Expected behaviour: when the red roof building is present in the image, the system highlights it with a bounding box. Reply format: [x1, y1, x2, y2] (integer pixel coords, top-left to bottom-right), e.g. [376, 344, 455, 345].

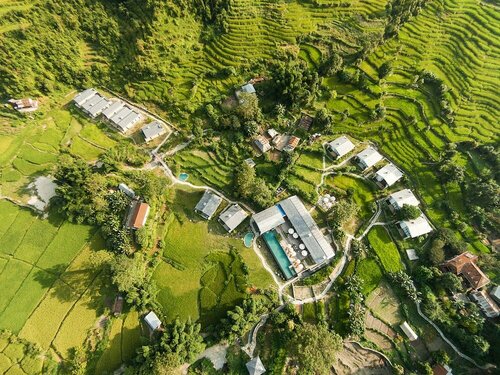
[127, 202, 150, 229]
[442, 252, 490, 290]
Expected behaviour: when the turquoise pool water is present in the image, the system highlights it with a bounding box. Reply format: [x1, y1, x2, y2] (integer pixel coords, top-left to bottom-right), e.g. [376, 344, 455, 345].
[179, 173, 189, 181]
[262, 231, 296, 280]
[244, 232, 254, 247]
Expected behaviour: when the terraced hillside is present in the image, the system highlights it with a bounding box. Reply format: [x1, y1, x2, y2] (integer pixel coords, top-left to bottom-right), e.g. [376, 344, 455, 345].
[0, 0, 33, 34]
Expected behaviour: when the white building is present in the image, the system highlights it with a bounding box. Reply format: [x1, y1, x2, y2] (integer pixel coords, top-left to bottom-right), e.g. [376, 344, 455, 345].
[400, 321, 418, 341]
[375, 163, 404, 188]
[219, 204, 248, 233]
[387, 189, 419, 210]
[73, 88, 98, 107]
[144, 311, 162, 331]
[246, 356, 266, 375]
[142, 121, 167, 142]
[470, 290, 500, 318]
[355, 147, 383, 170]
[195, 190, 223, 220]
[327, 136, 355, 159]
[399, 215, 433, 239]
[102, 100, 125, 120]
[109, 106, 143, 133]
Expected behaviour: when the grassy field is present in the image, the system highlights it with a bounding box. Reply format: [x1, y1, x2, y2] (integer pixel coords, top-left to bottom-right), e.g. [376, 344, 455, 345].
[367, 226, 403, 273]
[0, 200, 110, 364]
[356, 258, 383, 296]
[153, 187, 273, 326]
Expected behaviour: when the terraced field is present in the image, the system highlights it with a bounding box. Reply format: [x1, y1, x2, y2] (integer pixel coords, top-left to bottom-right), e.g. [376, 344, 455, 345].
[0, 0, 34, 35]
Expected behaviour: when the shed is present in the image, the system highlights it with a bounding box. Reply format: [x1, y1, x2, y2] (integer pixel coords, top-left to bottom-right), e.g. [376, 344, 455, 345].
[118, 183, 136, 199]
[112, 295, 124, 316]
[254, 136, 271, 153]
[195, 190, 223, 220]
[142, 121, 167, 142]
[244, 158, 256, 168]
[283, 136, 300, 152]
[388, 189, 419, 210]
[375, 163, 403, 188]
[246, 356, 266, 375]
[400, 321, 418, 341]
[8, 98, 39, 112]
[406, 249, 419, 261]
[327, 136, 355, 158]
[267, 128, 279, 139]
[144, 311, 162, 331]
[355, 147, 383, 170]
[240, 83, 256, 94]
[399, 215, 433, 239]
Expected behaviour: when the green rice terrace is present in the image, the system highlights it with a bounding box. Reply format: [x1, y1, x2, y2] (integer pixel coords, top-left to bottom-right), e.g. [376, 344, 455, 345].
[0, 0, 499, 373]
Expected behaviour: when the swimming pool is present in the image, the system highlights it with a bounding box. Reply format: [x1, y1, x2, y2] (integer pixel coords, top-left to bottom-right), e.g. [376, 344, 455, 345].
[262, 231, 296, 280]
[244, 232, 254, 247]
[178, 173, 189, 181]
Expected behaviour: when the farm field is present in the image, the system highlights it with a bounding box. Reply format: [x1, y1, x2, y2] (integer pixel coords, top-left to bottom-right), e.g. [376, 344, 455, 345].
[153, 187, 274, 326]
[367, 226, 403, 273]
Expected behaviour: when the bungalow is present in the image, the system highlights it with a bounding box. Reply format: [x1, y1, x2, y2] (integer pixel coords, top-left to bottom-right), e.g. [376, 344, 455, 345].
[327, 136, 355, 159]
[144, 311, 162, 331]
[355, 147, 383, 170]
[81, 93, 111, 118]
[374, 163, 403, 188]
[195, 190, 223, 220]
[126, 201, 150, 230]
[400, 321, 418, 341]
[398, 215, 433, 239]
[142, 121, 167, 142]
[73, 88, 98, 107]
[102, 100, 125, 120]
[387, 189, 419, 211]
[8, 98, 39, 112]
[254, 135, 271, 153]
[470, 290, 500, 318]
[442, 252, 490, 290]
[110, 106, 143, 133]
[246, 356, 266, 375]
[118, 183, 135, 199]
[283, 135, 300, 152]
[219, 204, 248, 232]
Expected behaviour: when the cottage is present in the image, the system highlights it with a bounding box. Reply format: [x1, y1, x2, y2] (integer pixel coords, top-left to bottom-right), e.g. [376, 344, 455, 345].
[144, 311, 162, 331]
[118, 183, 136, 199]
[127, 201, 150, 229]
[283, 135, 300, 152]
[400, 321, 418, 341]
[355, 147, 383, 170]
[195, 190, 223, 220]
[327, 136, 355, 159]
[8, 98, 39, 112]
[254, 135, 271, 153]
[219, 204, 248, 232]
[244, 158, 256, 168]
[267, 128, 279, 139]
[236, 83, 256, 103]
[442, 252, 490, 290]
[142, 121, 167, 142]
[470, 290, 500, 318]
[374, 163, 403, 188]
[251, 206, 286, 234]
[387, 189, 419, 210]
[246, 356, 266, 375]
[102, 100, 125, 120]
[398, 215, 433, 239]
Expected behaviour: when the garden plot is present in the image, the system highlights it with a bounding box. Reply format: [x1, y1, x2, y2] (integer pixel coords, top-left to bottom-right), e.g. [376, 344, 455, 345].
[333, 342, 391, 375]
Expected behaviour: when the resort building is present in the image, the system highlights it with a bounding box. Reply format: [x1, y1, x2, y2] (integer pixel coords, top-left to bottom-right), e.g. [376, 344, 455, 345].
[442, 252, 490, 290]
[142, 121, 167, 142]
[195, 190, 223, 220]
[470, 290, 500, 318]
[327, 136, 355, 159]
[387, 189, 419, 211]
[8, 98, 39, 112]
[267, 128, 279, 139]
[355, 147, 383, 170]
[109, 105, 143, 133]
[144, 311, 162, 331]
[398, 215, 433, 239]
[244, 158, 256, 168]
[126, 201, 150, 230]
[251, 195, 335, 279]
[102, 100, 125, 120]
[219, 204, 248, 233]
[283, 135, 300, 152]
[118, 183, 135, 199]
[77, 90, 110, 118]
[374, 163, 403, 188]
[400, 321, 418, 341]
[254, 135, 271, 153]
[246, 356, 266, 375]
[73, 88, 98, 107]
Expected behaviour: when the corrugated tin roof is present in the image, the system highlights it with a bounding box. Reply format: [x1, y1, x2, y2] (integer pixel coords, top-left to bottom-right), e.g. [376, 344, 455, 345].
[102, 100, 125, 119]
[195, 191, 223, 219]
[246, 356, 266, 375]
[375, 163, 403, 186]
[389, 189, 419, 209]
[328, 136, 355, 157]
[219, 204, 248, 232]
[252, 206, 285, 234]
[73, 88, 97, 106]
[400, 321, 418, 341]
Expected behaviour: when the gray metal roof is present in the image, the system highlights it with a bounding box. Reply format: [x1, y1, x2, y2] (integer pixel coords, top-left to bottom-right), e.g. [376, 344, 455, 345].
[241, 83, 256, 94]
[278, 196, 335, 264]
[73, 88, 97, 106]
[87, 97, 111, 117]
[117, 110, 141, 131]
[110, 106, 132, 124]
[81, 93, 104, 112]
[328, 135, 355, 157]
[219, 204, 248, 232]
[246, 356, 265, 375]
[142, 121, 166, 141]
[195, 190, 223, 219]
[252, 206, 285, 234]
[144, 311, 161, 331]
[102, 100, 125, 119]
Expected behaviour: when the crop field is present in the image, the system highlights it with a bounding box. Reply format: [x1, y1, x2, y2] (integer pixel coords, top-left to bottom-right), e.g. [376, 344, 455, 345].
[356, 258, 383, 296]
[367, 226, 403, 273]
[153, 187, 273, 325]
[0, 200, 109, 363]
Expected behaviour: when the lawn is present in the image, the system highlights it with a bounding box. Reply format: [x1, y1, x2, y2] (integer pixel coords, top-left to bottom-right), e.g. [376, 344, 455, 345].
[367, 226, 403, 273]
[355, 258, 383, 296]
[153, 187, 274, 326]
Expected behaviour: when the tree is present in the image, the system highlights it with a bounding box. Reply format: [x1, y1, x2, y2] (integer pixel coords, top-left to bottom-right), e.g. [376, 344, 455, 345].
[399, 204, 421, 220]
[439, 272, 462, 293]
[290, 323, 342, 375]
[220, 298, 263, 342]
[315, 108, 333, 130]
[378, 61, 393, 79]
[438, 162, 465, 183]
[467, 179, 500, 211]
[236, 92, 261, 122]
[428, 238, 445, 265]
[329, 199, 359, 225]
[159, 318, 205, 363]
